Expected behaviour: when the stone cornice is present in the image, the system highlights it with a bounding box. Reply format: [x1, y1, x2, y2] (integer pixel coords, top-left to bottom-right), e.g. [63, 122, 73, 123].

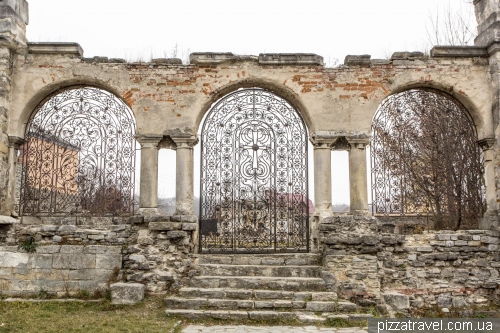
[430, 46, 489, 58]
[135, 135, 162, 148]
[28, 42, 84, 57]
[478, 137, 496, 150]
[170, 135, 199, 149]
[8, 135, 24, 148]
[189, 52, 323, 66]
[346, 137, 370, 149]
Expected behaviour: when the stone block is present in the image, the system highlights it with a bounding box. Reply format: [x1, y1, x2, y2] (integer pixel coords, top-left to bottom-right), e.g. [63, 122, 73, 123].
[129, 254, 146, 263]
[0, 252, 28, 268]
[481, 236, 499, 244]
[0, 215, 18, 224]
[166, 231, 188, 239]
[259, 53, 324, 66]
[182, 222, 197, 231]
[31, 254, 53, 269]
[306, 301, 336, 312]
[157, 271, 174, 281]
[337, 301, 357, 312]
[171, 215, 198, 223]
[60, 245, 84, 254]
[58, 225, 76, 233]
[36, 245, 60, 254]
[41, 225, 58, 232]
[430, 46, 488, 58]
[382, 292, 410, 310]
[110, 282, 145, 305]
[344, 54, 371, 66]
[96, 253, 122, 269]
[417, 246, 433, 252]
[52, 253, 95, 269]
[148, 222, 182, 231]
[312, 292, 338, 301]
[436, 296, 452, 308]
[452, 297, 468, 308]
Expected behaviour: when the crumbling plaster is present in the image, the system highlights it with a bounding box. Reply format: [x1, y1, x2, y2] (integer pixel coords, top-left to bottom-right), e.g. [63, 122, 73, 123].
[7, 52, 494, 141]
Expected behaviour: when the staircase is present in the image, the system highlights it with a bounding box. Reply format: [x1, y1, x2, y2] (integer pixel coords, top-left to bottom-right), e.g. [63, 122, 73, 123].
[165, 253, 373, 323]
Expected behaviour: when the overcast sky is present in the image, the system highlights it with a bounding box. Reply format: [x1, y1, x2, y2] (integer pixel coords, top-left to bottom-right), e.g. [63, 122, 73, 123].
[25, 0, 477, 204]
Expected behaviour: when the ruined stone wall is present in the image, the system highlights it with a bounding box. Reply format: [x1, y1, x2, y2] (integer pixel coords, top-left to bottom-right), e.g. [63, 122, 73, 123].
[0, 214, 198, 296]
[8, 51, 492, 140]
[320, 216, 500, 310]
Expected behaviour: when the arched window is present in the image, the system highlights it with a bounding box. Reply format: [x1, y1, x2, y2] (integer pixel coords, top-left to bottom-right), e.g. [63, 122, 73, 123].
[200, 88, 309, 253]
[371, 89, 484, 230]
[18, 87, 136, 217]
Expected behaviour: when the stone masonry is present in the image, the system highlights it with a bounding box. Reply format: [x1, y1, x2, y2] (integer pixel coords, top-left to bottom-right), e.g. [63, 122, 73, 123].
[1, 0, 500, 318]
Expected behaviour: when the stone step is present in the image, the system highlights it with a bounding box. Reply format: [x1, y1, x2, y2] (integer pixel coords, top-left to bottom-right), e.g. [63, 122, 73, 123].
[198, 253, 321, 266]
[165, 309, 372, 322]
[189, 276, 327, 291]
[197, 264, 322, 277]
[165, 296, 354, 312]
[178, 287, 337, 301]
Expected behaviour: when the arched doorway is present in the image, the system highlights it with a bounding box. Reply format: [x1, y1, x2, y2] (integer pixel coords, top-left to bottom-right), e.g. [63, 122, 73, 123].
[17, 87, 136, 217]
[371, 88, 484, 230]
[200, 88, 309, 253]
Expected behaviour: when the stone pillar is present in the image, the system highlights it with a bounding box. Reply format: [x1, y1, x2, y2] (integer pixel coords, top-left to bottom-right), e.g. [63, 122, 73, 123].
[347, 137, 370, 214]
[136, 136, 162, 215]
[171, 136, 198, 216]
[474, 0, 500, 229]
[479, 138, 498, 229]
[0, 1, 28, 216]
[6, 136, 23, 214]
[311, 140, 335, 218]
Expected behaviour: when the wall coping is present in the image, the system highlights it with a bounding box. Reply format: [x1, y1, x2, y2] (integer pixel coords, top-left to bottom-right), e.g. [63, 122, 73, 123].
[28, 42, 83, 56]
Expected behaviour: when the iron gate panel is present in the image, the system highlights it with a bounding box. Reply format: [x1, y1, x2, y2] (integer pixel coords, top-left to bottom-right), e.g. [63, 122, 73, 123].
[18, 87, 136, 217]
[200, 88, 309, 253]
[370, 89, 484, 229]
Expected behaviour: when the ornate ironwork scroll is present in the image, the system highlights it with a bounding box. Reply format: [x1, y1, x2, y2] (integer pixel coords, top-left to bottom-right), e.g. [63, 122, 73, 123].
[18, 87, 136, 217]
[200, 88, 309, 253]
[371, 89, 484, 229]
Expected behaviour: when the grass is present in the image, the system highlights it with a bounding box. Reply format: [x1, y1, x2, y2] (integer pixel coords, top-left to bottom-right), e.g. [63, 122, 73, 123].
[0, 297, 182, 333]
[0, 295, 373, 332]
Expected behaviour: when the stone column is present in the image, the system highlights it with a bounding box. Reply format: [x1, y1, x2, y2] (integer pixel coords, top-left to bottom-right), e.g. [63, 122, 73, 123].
[171, 136, 198, 216]
[347, 137, 370, 214]
[136, 135, 162, 215]
[479, 138, 498, 229]
[311, 140, 335, 218]
[474, 0, 500, 229]
[6, 136, 23, 214]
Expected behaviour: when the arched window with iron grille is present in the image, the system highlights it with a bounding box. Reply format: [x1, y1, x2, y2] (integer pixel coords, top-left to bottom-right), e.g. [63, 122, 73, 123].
[371, 88, 484, 230]
[17, 86, 136, 217]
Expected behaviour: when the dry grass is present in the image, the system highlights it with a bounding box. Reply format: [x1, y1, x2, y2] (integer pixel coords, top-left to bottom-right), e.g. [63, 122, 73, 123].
[0, 296, 182, 333]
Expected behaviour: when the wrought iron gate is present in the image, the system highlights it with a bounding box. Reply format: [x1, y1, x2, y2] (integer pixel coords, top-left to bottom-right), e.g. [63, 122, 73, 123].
[371, 88, 484, 230]
[18, 87, 136, 217]
[200, 88, 309, 253]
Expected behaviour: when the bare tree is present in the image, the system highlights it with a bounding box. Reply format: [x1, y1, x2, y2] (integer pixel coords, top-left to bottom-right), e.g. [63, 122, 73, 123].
[425, 1, 476, 47]
[372, 89, 484, 230]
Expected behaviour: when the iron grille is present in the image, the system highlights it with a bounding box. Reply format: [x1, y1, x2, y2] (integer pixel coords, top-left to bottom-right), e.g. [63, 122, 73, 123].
[18, 87, 136, 217]
[200, 88, 309, 253]
[371, 89, 484, 230]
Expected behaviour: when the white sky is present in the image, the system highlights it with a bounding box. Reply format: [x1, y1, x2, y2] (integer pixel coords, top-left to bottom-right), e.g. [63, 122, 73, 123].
[26, 0, 476, 205]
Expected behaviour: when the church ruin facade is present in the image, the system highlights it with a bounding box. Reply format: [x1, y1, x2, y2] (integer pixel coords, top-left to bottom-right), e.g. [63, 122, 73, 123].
[1, 0, 500, 318]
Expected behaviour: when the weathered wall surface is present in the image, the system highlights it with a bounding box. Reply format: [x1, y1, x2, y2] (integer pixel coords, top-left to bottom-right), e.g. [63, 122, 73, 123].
[0, 48, 12, 215]
[0, 244, 121, 296]
[0, 214, 198, 296]
[320, 216, 500, 310]
[7, 52, 493, 141]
